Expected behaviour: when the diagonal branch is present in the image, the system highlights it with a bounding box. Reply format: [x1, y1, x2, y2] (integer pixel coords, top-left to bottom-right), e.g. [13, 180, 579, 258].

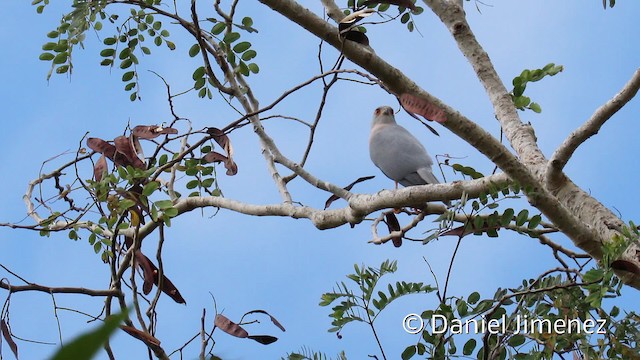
[257, 0, 602, 265]
[548, 68, 640, 178]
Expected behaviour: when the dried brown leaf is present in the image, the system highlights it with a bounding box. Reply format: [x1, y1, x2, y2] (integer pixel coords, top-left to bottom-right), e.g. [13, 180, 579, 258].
[124, 237, 185, 303]
[384, 212, 402, 247]
[243, 310, 286, 332]
[132, 125, 178, 139]
[94, 155, 108, 182]
[202, 151, 238, 176]
[440, 225, 466, 237]
[87, 138, 116, 160]
[247, 335, 278, 345]
[215, 314, 248, 338]
[1, 319, 18, 359]
[324, 176, 375, 209]
[114, 136, 146, 169]
[203, 129, 238, 176]
[120, 325, 161, 346]
[135, 251, 156, 295]
[400, 93, 447, 123]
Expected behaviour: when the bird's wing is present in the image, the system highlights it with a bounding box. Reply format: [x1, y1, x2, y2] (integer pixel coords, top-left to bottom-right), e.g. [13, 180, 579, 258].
[370, 124, 434, 184]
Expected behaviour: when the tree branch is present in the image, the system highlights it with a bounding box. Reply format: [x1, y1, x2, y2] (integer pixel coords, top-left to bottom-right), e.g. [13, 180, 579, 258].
[548, 68, 640, 178]
[0, 281, 121, 297]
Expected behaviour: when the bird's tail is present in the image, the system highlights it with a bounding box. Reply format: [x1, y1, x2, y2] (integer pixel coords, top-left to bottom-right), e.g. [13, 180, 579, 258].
[417, 168, 439, 185]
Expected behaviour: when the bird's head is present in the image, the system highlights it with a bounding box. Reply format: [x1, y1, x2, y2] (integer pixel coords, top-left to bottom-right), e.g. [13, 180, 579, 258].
[372, 106, 397, 126]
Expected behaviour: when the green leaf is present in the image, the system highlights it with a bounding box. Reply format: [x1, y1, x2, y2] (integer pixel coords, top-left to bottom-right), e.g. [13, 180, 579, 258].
[104, 37, 117, 46]
[165, 40, 176, 50]
[122, 71, 135, 82]
[515, 209, 529, 227]
[192, 66, 205, 80]
[39, 52, 55, 61]
[529, 102, 542, 113]
[100, 48, 115, 57]
[468, 292, 480, 304]
[508, 334, 526, 347]
[500, 208, 514, 226]
[401, 345, 417, 360]
[154, 200, 173, 209]
[194, 78, 206, 90]
[42, 42, 57, 51]
[117, 199, 136, 211]
[463, 338, 476, 355]
[188, 44, 200, 57]
[53, 52, 68, 64]
[186, 180, 200, 189]
[527, 214, 542, 229]
[241, 49, 257, 61]
[223, 32, 240, 44]
[610, 305, 620, 317]
[142, 181, 160, 196]
[212, 22, 226, 35]
[163, 207, 178, 217]
[50, 310, 128, 360]
[120, 58, 133, 69]
[241, 17, 253, 27]
[248, 63, 259, 74]
[233, 41, 251, 53]
[56, 65, 69, 74]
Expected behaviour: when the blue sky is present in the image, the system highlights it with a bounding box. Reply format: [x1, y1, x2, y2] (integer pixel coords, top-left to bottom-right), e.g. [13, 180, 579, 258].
[1, 1, 640, 359]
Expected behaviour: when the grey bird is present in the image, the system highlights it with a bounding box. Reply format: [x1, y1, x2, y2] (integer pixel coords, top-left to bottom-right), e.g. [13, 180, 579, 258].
[369, 106, 440, 188]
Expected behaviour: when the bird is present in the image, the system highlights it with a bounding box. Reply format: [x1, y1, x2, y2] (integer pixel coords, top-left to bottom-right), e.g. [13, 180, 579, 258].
[369, 105, 440, 188]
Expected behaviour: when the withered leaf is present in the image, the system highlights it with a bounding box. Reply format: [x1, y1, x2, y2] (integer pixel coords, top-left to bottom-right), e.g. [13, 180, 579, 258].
[324, 176, 375, 209]
[363, 0, 417, 11]
[94, 155, 108, 182]
[87, 138, 116, 160]
[132, 125, 178, 140]
[1, 319, 18, 359]
[134, 251, 156, 295]
[215, 314, 249, 338]
[120, 325, 161, 346]
[400, 93, 447, 123]
[440, 225, 466, 237]
[384, 212, 402, 247]
[204, 128, 238, 175]
[247, 335, 278, 345]
[243, 310, 286, 332]
[124, 237, 186, 304]
[202, 151, 238, 176]
[114, 136, 146, 169]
